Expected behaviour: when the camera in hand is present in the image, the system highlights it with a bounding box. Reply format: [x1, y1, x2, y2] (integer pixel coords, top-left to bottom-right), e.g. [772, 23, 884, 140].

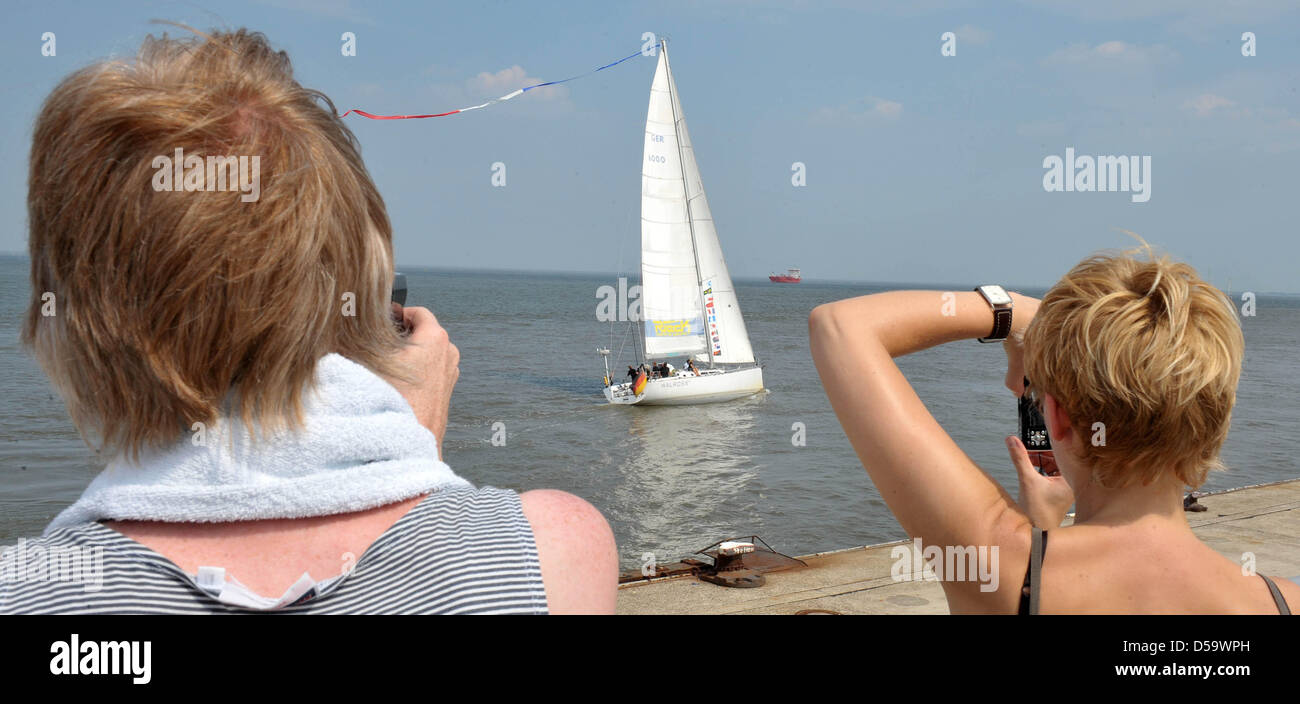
[391, 272, 408, 332]
[1018, 377, 1051, 452]
[391, 272, 407, 307]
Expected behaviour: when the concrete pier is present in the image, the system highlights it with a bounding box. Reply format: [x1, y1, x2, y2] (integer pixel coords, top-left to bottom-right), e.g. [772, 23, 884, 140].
[616, 479, 1300, 615]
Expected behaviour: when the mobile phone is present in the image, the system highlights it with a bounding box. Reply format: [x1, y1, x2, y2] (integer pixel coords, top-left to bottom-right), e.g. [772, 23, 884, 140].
[391, 272, 409, 332]
[1018, 377, 1051, 452]
[391, 272, 407, 307]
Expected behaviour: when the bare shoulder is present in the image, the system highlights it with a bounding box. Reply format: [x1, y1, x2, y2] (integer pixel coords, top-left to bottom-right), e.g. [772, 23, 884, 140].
[1035, 525, 1298, 614]
[519, 489, 618, 614]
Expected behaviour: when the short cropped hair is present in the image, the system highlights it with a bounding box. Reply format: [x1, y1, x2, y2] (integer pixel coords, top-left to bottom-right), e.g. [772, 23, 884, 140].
[1023, 243, 1243, 489]
[23, 28, 404, 459]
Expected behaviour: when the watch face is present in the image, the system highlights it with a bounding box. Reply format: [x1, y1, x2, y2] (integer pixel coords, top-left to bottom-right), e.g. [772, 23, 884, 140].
[979, 285, 1012, 306]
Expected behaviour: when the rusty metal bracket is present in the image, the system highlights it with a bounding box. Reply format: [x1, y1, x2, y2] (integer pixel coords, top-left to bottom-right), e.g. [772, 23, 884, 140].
[618, 535, 807, 587]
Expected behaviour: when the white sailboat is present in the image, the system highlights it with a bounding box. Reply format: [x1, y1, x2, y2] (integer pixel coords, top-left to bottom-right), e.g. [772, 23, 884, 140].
[601, 39, 764, 406]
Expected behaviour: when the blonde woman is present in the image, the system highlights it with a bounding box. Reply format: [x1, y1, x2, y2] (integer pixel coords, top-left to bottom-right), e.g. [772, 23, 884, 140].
[3, 29, 616, 614]
[809, 248, 1295, 614]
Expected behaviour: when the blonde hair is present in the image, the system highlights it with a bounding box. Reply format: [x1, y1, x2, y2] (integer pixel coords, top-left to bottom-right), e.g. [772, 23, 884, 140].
[1023, 242, 1243, 489]
[23, 28, 405, 459]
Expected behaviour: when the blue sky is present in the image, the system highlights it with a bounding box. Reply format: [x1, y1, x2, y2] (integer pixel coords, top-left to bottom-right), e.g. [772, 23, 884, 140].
[3, 1, 1298, 291]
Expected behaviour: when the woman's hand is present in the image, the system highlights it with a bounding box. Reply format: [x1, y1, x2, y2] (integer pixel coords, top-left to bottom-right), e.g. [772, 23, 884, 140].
[381, 305, 460, 459]
[1002, 293, 1041, 396]
[1008, 436, 1073, 528]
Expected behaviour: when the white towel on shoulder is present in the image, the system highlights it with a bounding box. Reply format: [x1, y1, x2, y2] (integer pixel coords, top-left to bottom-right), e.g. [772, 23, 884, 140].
[44, 354, 471, 534]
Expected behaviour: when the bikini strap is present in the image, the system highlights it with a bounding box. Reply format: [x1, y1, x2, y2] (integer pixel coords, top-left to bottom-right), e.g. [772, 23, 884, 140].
[1019, 528, 1048, 615]
[1029, 528, 1046, 615]
[1261, 575, 1292, 615]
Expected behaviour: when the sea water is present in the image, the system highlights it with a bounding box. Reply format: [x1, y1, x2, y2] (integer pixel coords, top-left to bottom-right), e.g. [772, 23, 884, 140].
[2, 257, 1297, 567]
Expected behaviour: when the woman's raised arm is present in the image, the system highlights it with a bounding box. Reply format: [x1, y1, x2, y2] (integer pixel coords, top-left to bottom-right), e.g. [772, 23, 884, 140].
[808, 290, 1037, 608]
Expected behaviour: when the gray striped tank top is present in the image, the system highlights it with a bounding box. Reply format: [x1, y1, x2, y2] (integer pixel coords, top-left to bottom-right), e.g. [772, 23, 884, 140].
[0, 486, 549, 614]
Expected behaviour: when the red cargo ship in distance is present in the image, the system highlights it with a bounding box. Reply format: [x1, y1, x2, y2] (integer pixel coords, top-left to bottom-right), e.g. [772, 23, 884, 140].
[768, 267, 802, 283]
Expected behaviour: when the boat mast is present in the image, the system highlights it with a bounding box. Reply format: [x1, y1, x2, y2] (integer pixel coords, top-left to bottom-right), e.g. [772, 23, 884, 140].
[661, 38, 716, 368]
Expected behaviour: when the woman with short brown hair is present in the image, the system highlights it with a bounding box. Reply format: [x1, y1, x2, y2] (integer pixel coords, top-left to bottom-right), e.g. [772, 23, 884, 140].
[5, 28, 616, 614]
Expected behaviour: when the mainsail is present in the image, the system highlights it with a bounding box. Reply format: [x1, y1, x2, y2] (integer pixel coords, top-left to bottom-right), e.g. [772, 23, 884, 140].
[639, 42, 754, 364]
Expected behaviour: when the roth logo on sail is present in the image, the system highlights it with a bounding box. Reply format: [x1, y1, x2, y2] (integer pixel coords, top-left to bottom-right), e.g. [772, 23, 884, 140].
[649, 319, 695, 337]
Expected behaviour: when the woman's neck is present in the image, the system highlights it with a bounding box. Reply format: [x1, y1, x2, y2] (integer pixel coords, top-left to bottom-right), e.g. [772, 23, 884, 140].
[1073, 474, 1188, 527]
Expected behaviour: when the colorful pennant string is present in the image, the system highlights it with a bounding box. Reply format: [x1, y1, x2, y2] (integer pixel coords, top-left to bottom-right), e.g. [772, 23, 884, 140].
[339, 48, 647, 120]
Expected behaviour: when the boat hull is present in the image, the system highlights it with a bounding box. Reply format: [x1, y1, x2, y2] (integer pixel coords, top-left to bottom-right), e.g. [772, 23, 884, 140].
[768, 275, 801, 283]
[605, 366, 764, 405]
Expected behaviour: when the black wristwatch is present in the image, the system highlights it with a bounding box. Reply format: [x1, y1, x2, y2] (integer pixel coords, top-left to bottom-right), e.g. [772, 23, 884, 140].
[974, 285, 1013, 343]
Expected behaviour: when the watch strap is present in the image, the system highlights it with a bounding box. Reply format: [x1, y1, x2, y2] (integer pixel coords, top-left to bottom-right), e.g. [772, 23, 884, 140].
[980, 307, 1012, 343]
[974, 286, 1013, 343]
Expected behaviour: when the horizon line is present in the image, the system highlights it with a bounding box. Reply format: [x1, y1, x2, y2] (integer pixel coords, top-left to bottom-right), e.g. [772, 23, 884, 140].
[2, 252, 1295, 296]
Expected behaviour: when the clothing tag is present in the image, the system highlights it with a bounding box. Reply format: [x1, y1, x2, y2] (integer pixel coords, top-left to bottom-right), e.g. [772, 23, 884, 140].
[187, 568, 328, 610]
[273, 573, 320, 608]
[196, 566, 226, 591]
